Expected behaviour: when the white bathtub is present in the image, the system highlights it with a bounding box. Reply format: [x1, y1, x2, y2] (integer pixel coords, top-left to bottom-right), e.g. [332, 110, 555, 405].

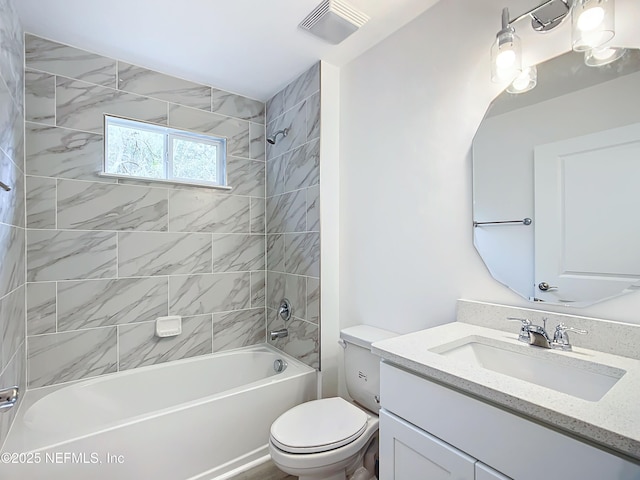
[0, 344, 316, 480]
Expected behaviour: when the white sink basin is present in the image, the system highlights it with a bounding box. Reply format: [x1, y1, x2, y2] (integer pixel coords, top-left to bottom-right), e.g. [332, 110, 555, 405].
[430, 337, 625, 401]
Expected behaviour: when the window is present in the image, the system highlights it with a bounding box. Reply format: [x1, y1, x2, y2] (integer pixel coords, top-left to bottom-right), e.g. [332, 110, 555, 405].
[103, 115, 227, 188]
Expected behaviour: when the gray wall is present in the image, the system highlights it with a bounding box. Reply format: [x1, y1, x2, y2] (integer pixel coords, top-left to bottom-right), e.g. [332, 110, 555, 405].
[265, 63, 321, 369]
[0, 0, 25, 450]
[24, 34, 268, 388]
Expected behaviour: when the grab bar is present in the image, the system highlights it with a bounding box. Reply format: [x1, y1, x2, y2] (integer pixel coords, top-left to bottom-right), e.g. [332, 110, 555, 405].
[474, 217, 532, 227]
[0, 386, 19, 412]
[0, 181, 11, 192]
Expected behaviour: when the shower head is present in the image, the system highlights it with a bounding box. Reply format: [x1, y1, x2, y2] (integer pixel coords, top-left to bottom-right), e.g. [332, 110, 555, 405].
[267, 128, 289, 145]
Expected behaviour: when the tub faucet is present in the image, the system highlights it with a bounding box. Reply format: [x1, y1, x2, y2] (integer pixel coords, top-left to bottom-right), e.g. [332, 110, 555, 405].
[270, 328, 288, 341]
[0, 386, 19, 412]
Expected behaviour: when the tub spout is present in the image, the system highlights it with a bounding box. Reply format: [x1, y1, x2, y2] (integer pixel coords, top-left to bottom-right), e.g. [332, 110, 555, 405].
[270, 328, 288, 341]
[0, 386, 19, 412]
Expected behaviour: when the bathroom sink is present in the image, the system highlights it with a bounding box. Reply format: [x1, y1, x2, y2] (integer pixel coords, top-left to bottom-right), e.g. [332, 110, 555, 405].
[430, 337, 625, 402]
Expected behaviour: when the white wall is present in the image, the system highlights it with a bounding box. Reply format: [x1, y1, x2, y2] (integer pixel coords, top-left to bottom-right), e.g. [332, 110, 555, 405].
[338, 0, 640, 335]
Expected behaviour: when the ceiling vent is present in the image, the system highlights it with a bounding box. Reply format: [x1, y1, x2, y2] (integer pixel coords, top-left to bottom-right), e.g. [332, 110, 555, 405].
[299, 0, 370, 45]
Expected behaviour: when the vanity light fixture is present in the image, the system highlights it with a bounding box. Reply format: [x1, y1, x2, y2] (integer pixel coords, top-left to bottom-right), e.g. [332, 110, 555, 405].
[490, 0, 572, 85]
[584, 46, 626, 66]
[571, 0, 615, 52]
[491, 0, 618, 88]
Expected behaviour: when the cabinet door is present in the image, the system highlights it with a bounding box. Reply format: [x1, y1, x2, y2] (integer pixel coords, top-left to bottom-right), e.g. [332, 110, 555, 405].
[379, 410, 475, 480]
[476, 463, 511, 480]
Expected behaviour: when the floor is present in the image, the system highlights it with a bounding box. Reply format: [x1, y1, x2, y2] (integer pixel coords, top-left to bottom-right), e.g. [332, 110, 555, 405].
[228, 460, 296, 480]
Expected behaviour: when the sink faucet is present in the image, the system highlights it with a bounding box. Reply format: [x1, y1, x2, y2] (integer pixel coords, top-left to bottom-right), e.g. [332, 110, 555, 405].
[508, 317, 552, 348]
[527, 321, 553, 348]
[507, 317, 587, 350]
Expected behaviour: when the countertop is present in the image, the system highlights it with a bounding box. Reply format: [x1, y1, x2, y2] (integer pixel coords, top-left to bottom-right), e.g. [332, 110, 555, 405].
[372, 322, 640, 460]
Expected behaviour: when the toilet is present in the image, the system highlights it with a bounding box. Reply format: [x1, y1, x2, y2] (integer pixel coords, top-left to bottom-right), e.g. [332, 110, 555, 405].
[269, 325, 397, 480]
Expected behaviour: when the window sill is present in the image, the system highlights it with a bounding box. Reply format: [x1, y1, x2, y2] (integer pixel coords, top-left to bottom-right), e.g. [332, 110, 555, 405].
[99, 172, 233, 191]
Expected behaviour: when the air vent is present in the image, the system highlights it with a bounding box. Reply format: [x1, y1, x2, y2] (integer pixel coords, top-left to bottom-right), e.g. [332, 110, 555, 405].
[299, 0, 369, 45]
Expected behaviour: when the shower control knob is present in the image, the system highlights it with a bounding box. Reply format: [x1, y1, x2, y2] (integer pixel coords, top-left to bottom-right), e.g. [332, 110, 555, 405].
[279, 298, 292, 322]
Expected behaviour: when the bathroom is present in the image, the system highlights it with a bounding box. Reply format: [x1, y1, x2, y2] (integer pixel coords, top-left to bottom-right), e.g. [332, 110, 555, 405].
[1, 0, 639, 478]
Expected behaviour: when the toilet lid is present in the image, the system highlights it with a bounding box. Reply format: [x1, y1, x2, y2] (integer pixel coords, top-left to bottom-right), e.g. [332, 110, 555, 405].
[270, 397, 368, 454]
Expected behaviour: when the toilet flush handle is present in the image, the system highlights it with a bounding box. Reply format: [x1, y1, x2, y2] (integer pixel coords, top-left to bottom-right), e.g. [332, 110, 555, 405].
[338, 339, 347, 349]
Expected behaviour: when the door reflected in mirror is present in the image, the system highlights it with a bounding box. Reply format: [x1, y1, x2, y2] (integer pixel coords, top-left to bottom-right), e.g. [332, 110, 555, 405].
[472, 48, 640, 307]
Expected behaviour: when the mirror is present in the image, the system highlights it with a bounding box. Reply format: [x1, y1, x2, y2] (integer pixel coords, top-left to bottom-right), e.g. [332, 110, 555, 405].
[473, 48, 640, 307]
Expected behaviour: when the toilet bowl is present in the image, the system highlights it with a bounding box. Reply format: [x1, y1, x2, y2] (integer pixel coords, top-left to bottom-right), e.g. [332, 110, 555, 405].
[269, 397, 378, 480]
[268, 326, 397, 480]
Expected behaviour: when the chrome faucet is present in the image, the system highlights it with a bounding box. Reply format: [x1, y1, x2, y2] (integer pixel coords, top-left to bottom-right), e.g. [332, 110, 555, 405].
[0, 386, 19, 411]
[270, 328, 288, 341]
[508, 317, 552, 348]
[507, 317, 532, 343]
[527, 322, 553, 348]
[551, 323, 588, 351]
[508, 317, 587, 350]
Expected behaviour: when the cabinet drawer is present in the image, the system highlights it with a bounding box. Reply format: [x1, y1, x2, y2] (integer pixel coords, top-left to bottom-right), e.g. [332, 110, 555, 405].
[380, 361, 640, 480]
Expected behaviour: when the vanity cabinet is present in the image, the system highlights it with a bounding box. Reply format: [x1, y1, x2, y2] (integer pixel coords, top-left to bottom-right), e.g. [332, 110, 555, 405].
[379, 361, 640, 480]
[380, 410, 508, 479]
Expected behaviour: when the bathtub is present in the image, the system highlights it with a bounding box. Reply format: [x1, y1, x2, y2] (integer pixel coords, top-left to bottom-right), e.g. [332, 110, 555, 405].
[0, 344, 316, 480]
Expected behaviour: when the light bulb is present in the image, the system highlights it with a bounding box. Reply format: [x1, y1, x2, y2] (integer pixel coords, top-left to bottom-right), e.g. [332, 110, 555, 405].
[511, 75, 530, 91]
[507, 66, 537, 94]
[577, 6, 605, 31]
[491, 29, 521, 83]
[585, 46, 625, 66]
[572, 0, 615, 52]
[592, 47, 616, 60]
[490, 9, 522, 84]
[496, 49, 516, 69]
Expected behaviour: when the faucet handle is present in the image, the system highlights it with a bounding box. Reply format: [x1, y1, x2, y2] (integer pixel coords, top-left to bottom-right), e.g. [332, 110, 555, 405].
[507, 317, 531, 343]
[551, 323, 587, 351]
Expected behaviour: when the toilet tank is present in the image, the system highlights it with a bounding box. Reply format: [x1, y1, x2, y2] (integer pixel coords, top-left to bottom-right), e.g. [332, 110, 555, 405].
[340, 325, 397, 413]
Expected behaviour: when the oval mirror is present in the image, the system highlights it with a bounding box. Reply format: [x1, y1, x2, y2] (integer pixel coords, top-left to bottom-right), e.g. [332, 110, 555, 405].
[473, 48, 640, 307]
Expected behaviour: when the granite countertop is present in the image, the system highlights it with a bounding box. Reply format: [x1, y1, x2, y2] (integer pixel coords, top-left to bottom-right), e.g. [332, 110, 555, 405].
[372, 322, 640, 460]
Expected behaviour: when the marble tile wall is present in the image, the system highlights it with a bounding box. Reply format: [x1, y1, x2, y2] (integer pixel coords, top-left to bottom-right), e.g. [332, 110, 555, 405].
[265, 63, 321, 369]
[0, 0, 25, 450]
[24, 34, 267, 388]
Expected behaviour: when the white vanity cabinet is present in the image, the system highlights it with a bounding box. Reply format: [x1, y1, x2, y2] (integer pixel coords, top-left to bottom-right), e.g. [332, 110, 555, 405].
[380, 410, 508, 479]
[379, 361, 640, 480]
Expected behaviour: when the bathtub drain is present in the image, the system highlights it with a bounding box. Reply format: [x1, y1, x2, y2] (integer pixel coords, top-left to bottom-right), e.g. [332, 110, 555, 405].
[273, 359, 288, 373]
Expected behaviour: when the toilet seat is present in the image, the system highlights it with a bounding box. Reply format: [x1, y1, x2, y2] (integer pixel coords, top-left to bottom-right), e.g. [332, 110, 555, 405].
[270, 398, 369, 454]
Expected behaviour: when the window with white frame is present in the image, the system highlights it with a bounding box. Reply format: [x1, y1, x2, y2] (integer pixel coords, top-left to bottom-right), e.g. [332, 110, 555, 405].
[103, 115, 227, 187]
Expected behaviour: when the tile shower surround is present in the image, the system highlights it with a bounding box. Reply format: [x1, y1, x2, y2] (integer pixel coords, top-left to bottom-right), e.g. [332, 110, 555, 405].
[265, 63, 321, 369]
[0, 0, 26, 450]
[23, 34, 269, 388]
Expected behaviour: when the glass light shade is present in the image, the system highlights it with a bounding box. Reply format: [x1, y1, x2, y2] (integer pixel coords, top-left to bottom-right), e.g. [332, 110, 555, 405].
[584, 46, 626, 66]
[491, 29, 522, 83]
[507, 66, 538, 94]
[572, 0, 615, 52]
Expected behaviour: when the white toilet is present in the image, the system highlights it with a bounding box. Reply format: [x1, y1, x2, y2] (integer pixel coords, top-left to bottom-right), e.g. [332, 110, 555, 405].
[269, 325, 397, 480]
